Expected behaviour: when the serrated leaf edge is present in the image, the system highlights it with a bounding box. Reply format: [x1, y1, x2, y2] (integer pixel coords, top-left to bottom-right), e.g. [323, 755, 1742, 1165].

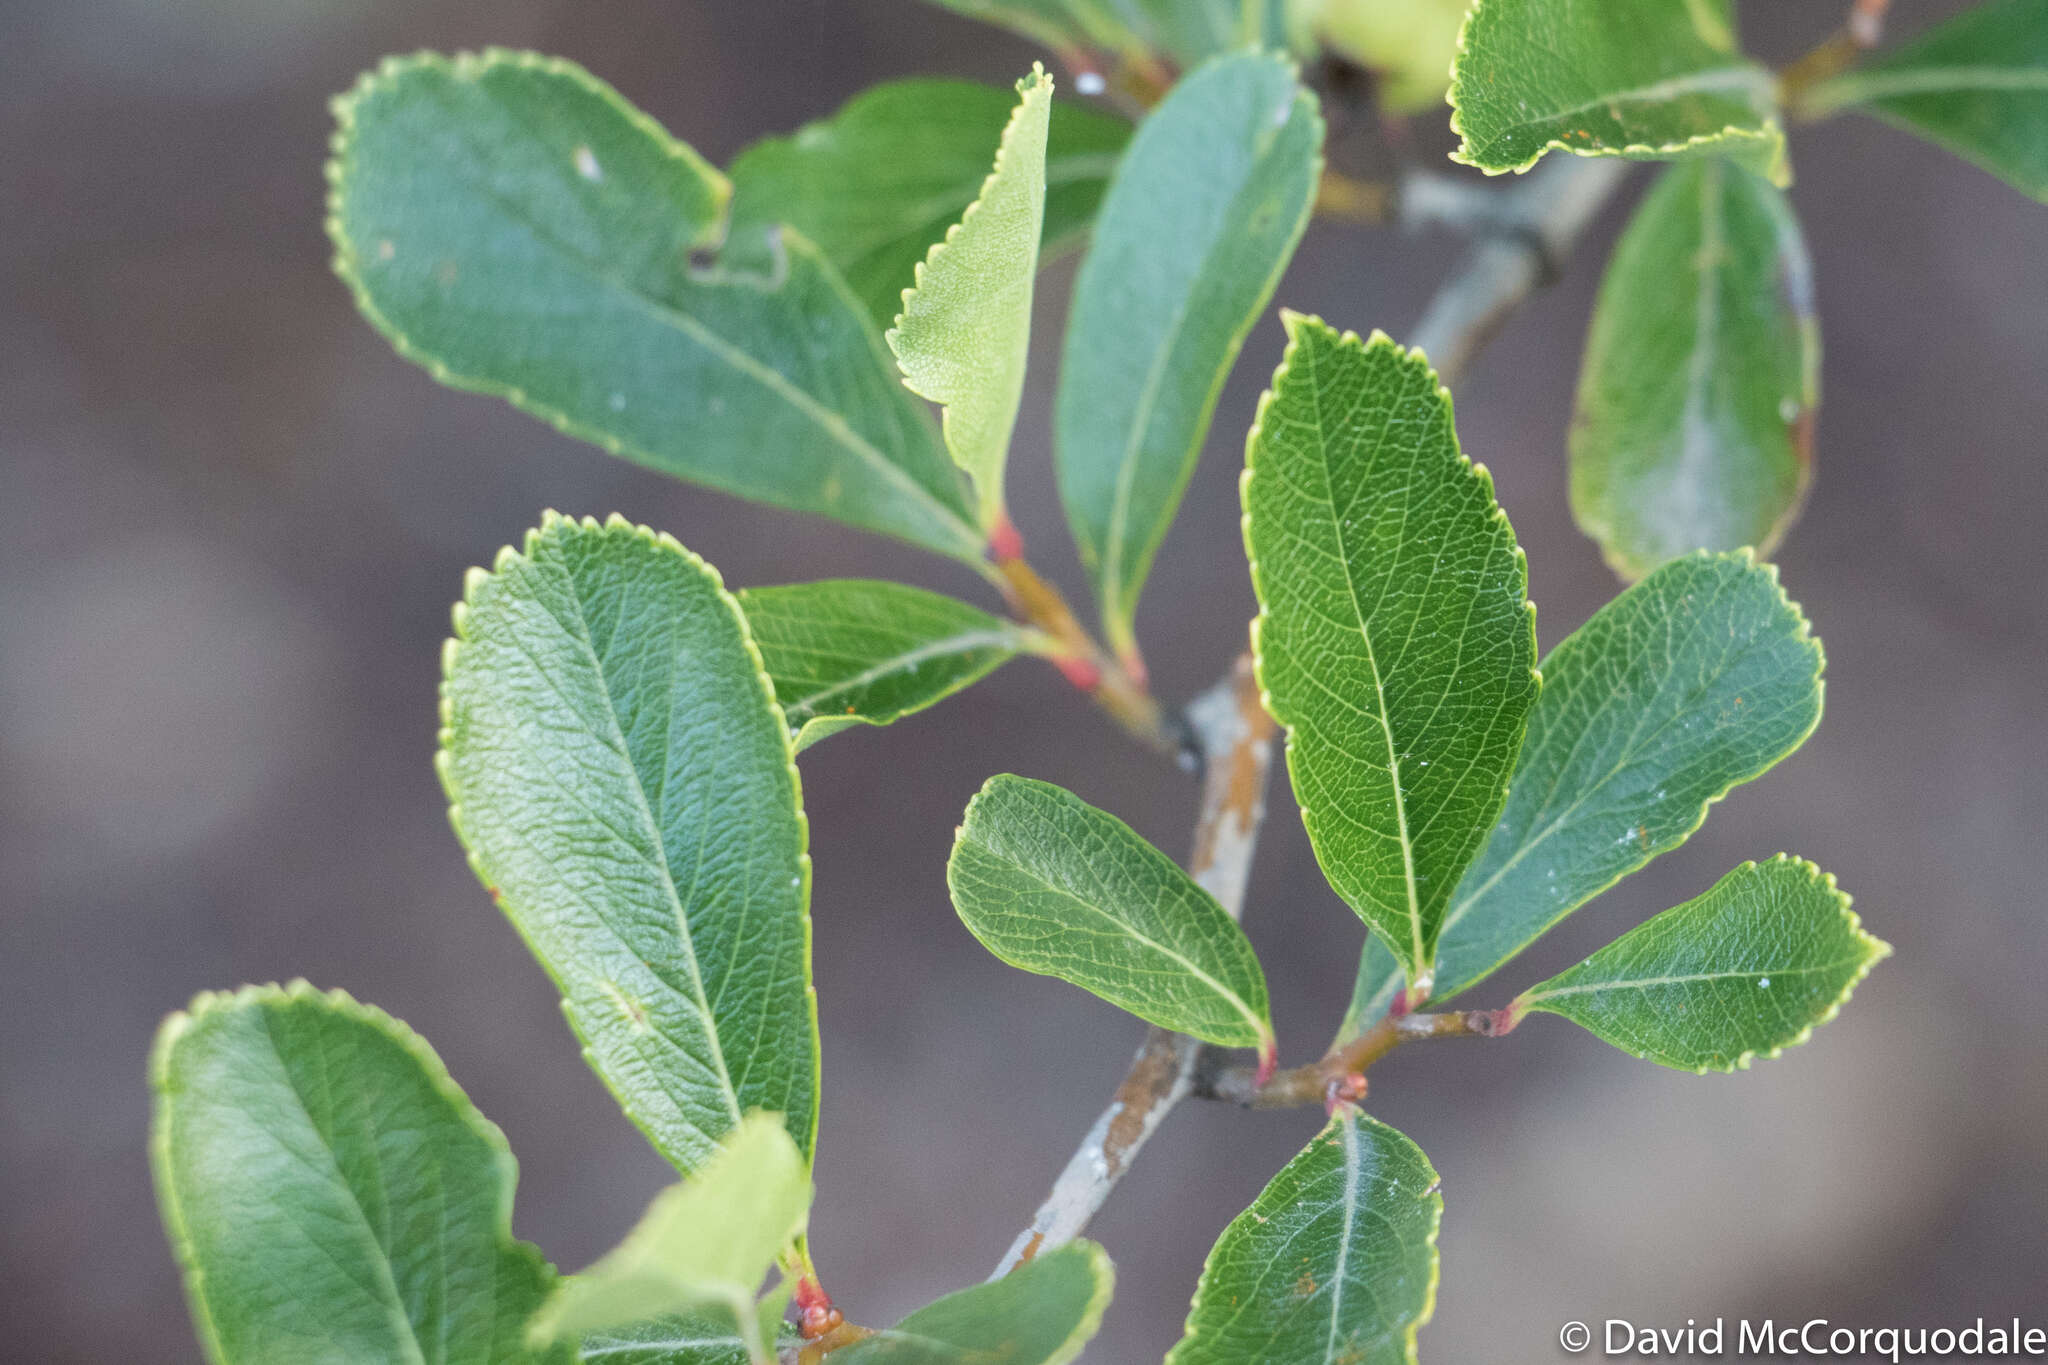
[436, 511, 823, 1173]
[1512, 853, 1891, 1074]
[325, 51, 984, 566]
[1242, 311, 1540, 996]
[886, 65, 1054, 527]
[149, 979, 560, 1365]
[1385, 550, 1826, 1025]
[1444, 0, 1790, 185]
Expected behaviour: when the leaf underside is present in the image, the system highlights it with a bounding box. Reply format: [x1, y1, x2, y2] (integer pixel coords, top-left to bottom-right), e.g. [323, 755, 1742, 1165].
[1167, 1107, 1441, 1365]
[1344, 551, 1825, 1036]
[1451, 0, 1788, 184]
[529, 1113, 810, 1350]
[1056, 50, 1323, 662]
[736, 580, 1028, 751]
[328, 50, 981, 563]
[439, 513, 818, 1178]
[889, 67, 1053, 525]
[948, 775, 1274, 1051]
[1805, 0, 2048, 203]
[1515, 855, 1889, 1072]
[150, 983, 569, 1365]
[728, 78, 1129, 331]
[832, 1241, 1114, 1365]
[1245, 316, 1538, 995]
[1571, 159, 1820, 579]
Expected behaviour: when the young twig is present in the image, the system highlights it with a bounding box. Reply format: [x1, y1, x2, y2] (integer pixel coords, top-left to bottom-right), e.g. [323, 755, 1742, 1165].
[1780, 0, 1893, 109]
[990, 654, 1275, 1277]
[1409, 155, 1632, 385]
[993, 138, 1633, 1279]
[988, 526, 1179, 756]
[1194, 1007, 1518, 1109]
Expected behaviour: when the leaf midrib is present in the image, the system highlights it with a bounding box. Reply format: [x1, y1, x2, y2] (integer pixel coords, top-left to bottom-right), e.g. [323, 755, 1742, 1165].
[255, 1011, 434, 1365]
[778, 627, 1020, 724]
[1097, 86, 1306, 621]
[1299, 336, 1427, 979]
[543, 563, 746, 1134]
[1817, 65, 2048, 108]
[1438, 564, 1762, 947]
[1523, 953, 1867, 1004]
[986, 860, 1266, 1042]
[1322, 1112, 1363, 1363]
[1489, 64, 1774, 137]
[403, 81, 981, 557]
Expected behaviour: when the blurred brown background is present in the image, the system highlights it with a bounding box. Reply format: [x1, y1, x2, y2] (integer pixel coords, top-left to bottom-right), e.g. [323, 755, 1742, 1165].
[4, 1, 2043, 1359]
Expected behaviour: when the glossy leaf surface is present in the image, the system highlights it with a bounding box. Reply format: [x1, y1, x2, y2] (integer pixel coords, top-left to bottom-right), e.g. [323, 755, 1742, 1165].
[150, 983, 567, 1365]
[889, 68, 1052, 524]
[1057, 51, 1322, 662]
[1514, 855, 1889, 1071]
[1805, 0, 2048, 203]
[1572, 159, 1820, 578]
[1167, 1108, 1440, 1365]
[949, 776, 1274, 1053]
[833, 1241, 1114, 1365]
[728, 79, 1128, 330]
[439, 514, 817, 1176]
[1451, 0, 1786, 183]
[329, 51, 980, 562]
[529, 1114, 808, 1356]
[1344, 552, 1824, 1034]
[736, 580, 1031, 752]
[1245, 317, 1537, 996]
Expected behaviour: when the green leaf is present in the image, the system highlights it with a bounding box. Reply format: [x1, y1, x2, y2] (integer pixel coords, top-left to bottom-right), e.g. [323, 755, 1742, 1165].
[948, 774, 1275, 1057]
[1312, 0, 1472, 113]
[1451, 0, 1788, 184]
[1131, 0, 1268, 65]
[832, 1241, 1114, 1365]
[1512, 855, 1890, 1072]
[1057, 51, 1322, 664]
[916, 0, 1143, 60]
[735, 580, 1033, 752]
[529, 1114, 809, 1359]
[916, 0, 1261, 67]
[149, 982, 568, 1365]
[888, 68, 1054, 526]
[1343, 551, 1824, 1036]
[328, 51, 982, 564]
[727, 79, 1129, 331]
[1804, 0, 2048, 204]
[577, 1312, 792, 1365]
[1166, 1107, 1440, 1365]
[1245, 316, 1539, 999]
[1571, 160, 1820, 579]
[439, 513, 817, 1176]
